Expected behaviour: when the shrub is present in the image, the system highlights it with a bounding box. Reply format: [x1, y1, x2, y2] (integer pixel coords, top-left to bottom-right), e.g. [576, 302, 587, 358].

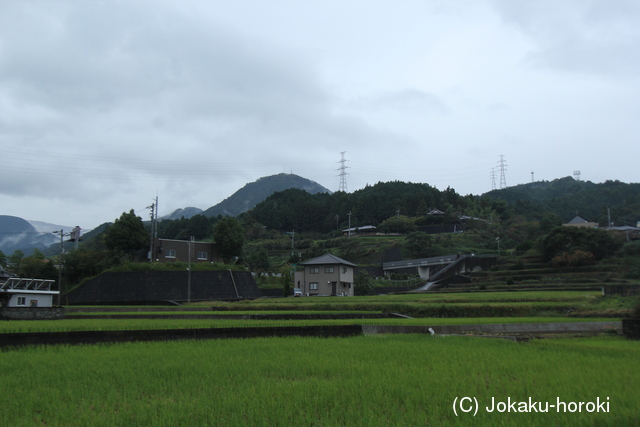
[541, 227, 622, 261]
[551, 250, 596, 268]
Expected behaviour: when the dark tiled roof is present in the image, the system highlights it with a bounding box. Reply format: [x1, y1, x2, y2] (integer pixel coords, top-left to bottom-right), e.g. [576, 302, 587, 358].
[299, 254, 357, 267]
[568, 215, 589, 224]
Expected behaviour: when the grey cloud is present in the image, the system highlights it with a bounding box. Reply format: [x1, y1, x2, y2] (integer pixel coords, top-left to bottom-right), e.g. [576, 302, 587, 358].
[366, 89, 449, 114]
[489, 0, 640, 79]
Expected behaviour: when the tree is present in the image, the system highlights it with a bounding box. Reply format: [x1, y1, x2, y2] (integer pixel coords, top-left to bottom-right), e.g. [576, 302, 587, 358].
[9, 250, 24, 268]
[280, 264, 292, 297]
[354, 270, 375, 296]
[213, 216, 245, 263]
[378, 215, 417, 234]
[245, 247, 269, 271]
[18, 256, 58, 280]
[540, 227, 623, 262]
[405, 231, 436, 259]
[104, 210, 149, 261]
[0, 250, 6, 268]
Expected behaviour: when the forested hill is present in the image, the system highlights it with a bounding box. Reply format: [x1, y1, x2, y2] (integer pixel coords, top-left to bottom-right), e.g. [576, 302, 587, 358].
[483, 177, 640, 226]
[202, 173, 331, 218]
[247, 178, 639, 234]
[247, 181, 477, 234]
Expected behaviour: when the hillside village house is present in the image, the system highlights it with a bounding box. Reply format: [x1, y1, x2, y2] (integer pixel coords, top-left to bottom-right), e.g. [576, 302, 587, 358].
[294, 254, 356, 296]
[149, 238, 220, 263]
[563, 216, 599, 228]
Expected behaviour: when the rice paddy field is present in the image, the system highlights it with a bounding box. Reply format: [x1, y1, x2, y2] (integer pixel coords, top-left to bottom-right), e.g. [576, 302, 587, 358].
[1, 289, 637, 425]
[0, 316, 617, 334]
[0, 335, 637, 426]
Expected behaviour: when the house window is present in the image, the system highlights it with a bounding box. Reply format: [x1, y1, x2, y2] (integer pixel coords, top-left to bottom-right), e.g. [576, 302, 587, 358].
[16, 296, 26, 306]
[197, 251, 208, 260]
[342, 267, 348, 274]
[166, 249, 177, 258]
[309, 282, 319, 290]
[325, 266, 334, 274]
[309, 267, 319, 274]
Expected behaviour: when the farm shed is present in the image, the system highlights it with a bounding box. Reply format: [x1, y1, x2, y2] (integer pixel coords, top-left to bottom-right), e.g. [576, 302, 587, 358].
[0, 277, 59, 308]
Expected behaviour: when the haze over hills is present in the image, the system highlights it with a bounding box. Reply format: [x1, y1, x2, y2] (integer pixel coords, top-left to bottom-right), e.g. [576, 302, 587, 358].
[0, 216, 70, 255]
[164, 173, 331, 220]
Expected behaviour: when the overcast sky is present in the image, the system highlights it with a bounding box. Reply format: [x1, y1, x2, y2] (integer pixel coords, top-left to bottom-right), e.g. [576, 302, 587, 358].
[1, 0, 638, 230]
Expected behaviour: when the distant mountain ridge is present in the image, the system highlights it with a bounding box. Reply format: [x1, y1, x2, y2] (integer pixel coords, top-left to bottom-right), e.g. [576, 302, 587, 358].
[0, 216, 69, 255]
[162, 207, 204, 221]
[164, 173, 331, 220]
[203, 173, 331, 218]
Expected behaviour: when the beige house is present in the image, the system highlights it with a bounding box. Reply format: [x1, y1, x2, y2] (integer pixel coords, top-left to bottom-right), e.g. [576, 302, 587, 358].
[294, 254, 356, 296]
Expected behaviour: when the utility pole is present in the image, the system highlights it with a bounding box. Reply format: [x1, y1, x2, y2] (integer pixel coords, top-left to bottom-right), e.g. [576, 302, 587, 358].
[286, 230, 295, 255]
[498, 155, 507, 189]
[347, 212, 352, 237]
[187, 236, 194, 303]
[147, 201, 155, 262]
[337, 151, 349, 192]
[69, 226, 82, 251]
[52, 229, 68, 306]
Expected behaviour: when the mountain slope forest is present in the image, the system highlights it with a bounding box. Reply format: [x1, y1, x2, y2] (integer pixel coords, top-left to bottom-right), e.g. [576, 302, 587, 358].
[483, 177, 640, 226]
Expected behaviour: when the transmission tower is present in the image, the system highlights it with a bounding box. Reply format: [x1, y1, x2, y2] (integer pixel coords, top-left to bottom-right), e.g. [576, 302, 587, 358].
[337, 151, 349, 192]
[489, 168, 497, 191]
[497, 155, 508, 189]
[573, 170, 581, 181]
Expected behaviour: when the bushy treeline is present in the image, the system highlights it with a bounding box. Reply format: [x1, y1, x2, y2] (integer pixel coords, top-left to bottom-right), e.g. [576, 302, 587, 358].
[247, 181, 504, 234]
[484, 177, 640, 226]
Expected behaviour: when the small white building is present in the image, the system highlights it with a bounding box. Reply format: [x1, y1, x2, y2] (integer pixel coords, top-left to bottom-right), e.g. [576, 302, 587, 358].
[0, 278, 59, 308]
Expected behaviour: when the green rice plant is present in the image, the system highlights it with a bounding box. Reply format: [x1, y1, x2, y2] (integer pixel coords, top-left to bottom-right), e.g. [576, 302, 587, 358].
[0, 335, 637, 425]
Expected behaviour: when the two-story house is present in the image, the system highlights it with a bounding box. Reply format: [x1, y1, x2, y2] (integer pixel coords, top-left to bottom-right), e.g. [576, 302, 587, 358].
[294, 254, 356, 296]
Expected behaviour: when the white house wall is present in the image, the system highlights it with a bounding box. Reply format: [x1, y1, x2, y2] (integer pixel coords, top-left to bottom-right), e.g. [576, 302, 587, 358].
[7, 293, 53, 307]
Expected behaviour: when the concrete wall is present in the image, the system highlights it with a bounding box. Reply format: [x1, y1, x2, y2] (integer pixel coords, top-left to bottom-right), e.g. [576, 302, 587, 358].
[362, 321, 621, 335]
[0, 307, 64, 320]
[0, 325, 362, 347]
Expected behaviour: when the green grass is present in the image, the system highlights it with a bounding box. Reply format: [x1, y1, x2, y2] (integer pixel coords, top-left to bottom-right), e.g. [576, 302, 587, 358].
[0, 317, 617, 334]
[0, 335, 637, 425]
[65, 310, 381, 316]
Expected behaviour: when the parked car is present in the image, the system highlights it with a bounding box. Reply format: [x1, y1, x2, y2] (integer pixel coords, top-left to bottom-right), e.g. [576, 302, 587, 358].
[293, 288, 303, 297]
